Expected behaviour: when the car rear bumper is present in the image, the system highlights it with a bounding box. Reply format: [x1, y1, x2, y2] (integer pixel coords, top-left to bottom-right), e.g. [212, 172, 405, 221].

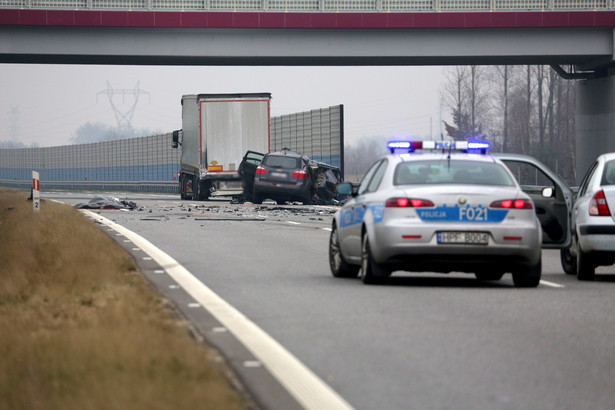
[578, 224, 615, 252]
[254, 181, 310, 200]
[370, 220, 541, 272]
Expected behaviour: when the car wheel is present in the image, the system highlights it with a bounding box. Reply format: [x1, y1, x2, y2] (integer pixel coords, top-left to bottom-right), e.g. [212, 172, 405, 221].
[360, 234, 389, 285]
[302, 191, 312, 206]
[252, 191, 263, 205]
[474, 271, 505, 281]
[576, 240, 595, 281]
[329, 224, 360, 278]
[512, 259, 541, 288]
[560, 244, 577, 275]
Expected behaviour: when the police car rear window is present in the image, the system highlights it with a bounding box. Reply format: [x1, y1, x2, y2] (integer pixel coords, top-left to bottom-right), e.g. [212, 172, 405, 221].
[394, 160, 515, 186]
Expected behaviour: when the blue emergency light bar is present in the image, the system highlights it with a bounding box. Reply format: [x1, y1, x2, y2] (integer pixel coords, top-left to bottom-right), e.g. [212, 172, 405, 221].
[387, 140, 490, 154]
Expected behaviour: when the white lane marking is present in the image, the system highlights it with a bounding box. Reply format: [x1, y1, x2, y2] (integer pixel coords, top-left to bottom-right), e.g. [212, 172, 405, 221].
[286, 221, 301, 225]
[81, 210, 354, 410]
[323, 228, 332, 232]
[540, 280, 565, 288]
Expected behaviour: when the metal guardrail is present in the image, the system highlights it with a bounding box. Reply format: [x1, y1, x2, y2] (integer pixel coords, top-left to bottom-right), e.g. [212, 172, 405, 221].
[0, 0, 612, 11]
[0, 179, 179, 193]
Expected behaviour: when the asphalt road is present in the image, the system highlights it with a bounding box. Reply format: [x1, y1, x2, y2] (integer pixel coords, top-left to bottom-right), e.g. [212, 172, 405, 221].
[52, 191, 615, 410]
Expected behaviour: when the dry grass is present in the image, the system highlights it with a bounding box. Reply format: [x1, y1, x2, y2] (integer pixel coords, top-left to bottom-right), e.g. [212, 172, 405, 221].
[0, 189, 247, 410]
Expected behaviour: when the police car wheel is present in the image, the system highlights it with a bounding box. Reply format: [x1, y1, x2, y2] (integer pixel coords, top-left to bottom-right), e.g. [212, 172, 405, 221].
[329, 224, 360, 278]
[360, 235, 389, 285]
[512, 260, 541, 288]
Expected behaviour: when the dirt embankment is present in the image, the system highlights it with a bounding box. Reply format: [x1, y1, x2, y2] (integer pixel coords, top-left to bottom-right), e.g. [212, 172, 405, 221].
[0, 189, 249, 410]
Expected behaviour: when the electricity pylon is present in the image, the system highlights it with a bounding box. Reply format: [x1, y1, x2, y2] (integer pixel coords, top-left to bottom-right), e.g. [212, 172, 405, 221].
[97, 81, 150, 129]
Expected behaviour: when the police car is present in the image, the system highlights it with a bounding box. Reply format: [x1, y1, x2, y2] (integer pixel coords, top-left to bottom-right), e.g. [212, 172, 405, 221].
[329, 140, 571, 287]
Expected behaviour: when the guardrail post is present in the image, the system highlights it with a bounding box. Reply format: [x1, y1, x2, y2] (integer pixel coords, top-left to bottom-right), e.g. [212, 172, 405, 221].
[32, 171, 40, 212]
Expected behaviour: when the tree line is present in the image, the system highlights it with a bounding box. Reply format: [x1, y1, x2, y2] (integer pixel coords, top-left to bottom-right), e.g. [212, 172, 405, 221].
[346, 65, 577, 185]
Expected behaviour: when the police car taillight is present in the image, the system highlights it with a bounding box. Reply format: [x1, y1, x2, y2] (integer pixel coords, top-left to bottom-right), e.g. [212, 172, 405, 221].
[293, 170, 307, 179]
[256, 165, 266, 175]
[589, 190, 611, 216]
[490, 199, 533, 209]
[385, 197, 435, 208]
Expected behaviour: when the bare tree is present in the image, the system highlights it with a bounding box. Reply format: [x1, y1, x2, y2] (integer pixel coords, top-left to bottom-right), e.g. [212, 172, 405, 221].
[344, 137, 386, 182]
[467, 66, 490, 136]
[438, 64, 577, 183]
[492, 65, 514, 151]
[442, 66, 490, 140]
[441, 67, 469, 140]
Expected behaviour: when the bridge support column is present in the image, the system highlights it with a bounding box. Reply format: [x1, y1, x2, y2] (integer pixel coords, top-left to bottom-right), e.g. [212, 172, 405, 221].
[576, 76, 615, 183]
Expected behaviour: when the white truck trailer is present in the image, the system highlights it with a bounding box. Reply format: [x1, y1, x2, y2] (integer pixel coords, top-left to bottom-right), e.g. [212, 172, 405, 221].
[172, 93, 272, 200]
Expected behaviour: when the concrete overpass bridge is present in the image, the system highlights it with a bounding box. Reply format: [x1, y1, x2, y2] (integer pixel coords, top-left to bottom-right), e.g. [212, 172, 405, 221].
[2, 0, 615, 177]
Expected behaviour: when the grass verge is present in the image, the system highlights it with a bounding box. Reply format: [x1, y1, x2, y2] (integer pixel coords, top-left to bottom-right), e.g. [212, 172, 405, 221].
[0, 189, 248, 410]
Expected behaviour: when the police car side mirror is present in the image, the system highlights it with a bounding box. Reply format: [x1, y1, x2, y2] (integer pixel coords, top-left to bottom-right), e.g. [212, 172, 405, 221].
[541, 187, 554, 198]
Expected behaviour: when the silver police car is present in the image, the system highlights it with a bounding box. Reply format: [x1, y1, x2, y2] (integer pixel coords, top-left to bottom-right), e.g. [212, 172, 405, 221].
[329, 140, 543, 287]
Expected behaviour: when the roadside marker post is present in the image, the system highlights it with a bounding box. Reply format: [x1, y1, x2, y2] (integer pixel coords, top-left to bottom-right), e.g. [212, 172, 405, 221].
[32, 171, 40, 212]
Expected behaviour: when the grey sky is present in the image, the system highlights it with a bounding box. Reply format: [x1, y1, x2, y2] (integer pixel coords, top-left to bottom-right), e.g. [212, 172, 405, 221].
[0, 64, 449, 147]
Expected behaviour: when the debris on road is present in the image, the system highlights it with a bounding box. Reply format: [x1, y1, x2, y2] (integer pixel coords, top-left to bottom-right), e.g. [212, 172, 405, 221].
[74, 196, 139, 210]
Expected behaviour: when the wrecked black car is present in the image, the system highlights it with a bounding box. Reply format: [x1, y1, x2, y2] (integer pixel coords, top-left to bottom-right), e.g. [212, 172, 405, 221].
[238, 149, 342, 205]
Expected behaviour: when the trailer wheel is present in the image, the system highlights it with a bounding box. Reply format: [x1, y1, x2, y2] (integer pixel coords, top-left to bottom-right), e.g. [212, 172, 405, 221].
[179, 175, 187, 200]
[192, 176, 200, 200]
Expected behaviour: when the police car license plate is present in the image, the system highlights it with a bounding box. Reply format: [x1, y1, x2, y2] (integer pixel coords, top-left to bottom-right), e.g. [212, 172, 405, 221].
[437, 231, 488, 245]
[271, 172, 287, 178]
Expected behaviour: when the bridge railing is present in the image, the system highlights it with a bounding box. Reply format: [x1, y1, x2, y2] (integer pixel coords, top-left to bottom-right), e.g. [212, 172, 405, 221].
[0, 0, 612, 11]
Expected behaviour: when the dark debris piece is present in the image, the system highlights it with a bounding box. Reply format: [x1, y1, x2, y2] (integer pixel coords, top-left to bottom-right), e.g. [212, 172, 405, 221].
[74, 196, 138, 210]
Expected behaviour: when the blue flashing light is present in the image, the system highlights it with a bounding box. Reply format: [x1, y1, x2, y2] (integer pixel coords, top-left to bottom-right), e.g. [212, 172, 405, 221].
[387, 141, 422, 153]
[387, 139, 490, 154]
[467, 141, 490, 152]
